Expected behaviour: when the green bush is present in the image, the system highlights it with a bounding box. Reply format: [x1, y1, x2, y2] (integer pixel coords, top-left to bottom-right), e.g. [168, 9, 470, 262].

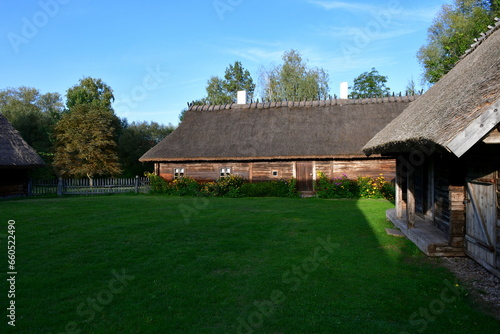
[240, 179, 299, 198]
[315, 172, 358, 199]
[146, 173, 201, 196]
[170, 177, 202, 196]
[147, 174, 298, 198]
[147, 173, 170, 195]
[315, 172, 394, 201]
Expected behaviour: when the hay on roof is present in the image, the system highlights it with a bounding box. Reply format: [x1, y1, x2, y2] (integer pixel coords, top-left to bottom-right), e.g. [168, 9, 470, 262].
[140, 96, 416, 162]
[363, 22, 500, 156]
[0, 114, 45, 168]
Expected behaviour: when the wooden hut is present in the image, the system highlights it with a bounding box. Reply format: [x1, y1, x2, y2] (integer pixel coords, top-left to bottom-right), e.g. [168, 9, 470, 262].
[363, 20, 500, 276]
[0, 114, 45, 197]
[140, 96, 417, 193]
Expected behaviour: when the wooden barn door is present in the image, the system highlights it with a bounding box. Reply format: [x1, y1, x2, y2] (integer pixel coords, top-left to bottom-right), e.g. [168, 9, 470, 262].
[465, 180, 496, 268]
[296, 162, 314, 192]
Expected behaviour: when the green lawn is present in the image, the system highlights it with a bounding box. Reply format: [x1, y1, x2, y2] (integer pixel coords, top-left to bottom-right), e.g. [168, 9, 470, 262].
[0, 195, 499, 333]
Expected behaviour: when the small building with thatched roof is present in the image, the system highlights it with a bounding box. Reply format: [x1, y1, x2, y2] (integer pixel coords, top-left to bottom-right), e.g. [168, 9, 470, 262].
[363, 20, 500, 276]
[140, 96, 417, 193]
[0, 114, 45, 197]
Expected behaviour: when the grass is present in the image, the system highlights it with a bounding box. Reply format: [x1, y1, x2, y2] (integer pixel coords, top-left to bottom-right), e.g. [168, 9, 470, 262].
[0, 195, 499, 333]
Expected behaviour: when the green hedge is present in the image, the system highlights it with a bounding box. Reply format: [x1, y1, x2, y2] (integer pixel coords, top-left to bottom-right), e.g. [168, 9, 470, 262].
[147, 174, 298, 198]
[148, 172, 395, 200]
[315, 172, 395, 201]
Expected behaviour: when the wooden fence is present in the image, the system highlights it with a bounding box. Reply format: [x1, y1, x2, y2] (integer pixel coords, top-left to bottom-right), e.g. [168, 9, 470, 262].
[29, 176, 150, 196]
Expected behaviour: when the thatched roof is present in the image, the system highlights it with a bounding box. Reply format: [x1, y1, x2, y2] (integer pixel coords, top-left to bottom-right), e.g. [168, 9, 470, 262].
[0, 114, 45, 168]
[140, 96, 417, 162]
[363, 20, 500, 157]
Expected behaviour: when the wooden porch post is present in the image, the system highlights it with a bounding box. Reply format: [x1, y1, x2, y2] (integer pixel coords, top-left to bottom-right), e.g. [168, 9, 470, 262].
[395, 165, 404, 219]
[407, 173, 416, 228]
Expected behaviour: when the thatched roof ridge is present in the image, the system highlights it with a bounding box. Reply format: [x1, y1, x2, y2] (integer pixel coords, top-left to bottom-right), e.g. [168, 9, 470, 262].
[0, 114, 45, 168]
[188, 95, 418, 112]
[363, 20, 500, 157]
[140, 96, 417, 162]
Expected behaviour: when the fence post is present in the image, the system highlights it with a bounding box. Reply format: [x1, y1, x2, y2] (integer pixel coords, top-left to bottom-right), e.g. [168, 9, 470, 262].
[135, 175, 139, 193]
[57, 177, 63, 196]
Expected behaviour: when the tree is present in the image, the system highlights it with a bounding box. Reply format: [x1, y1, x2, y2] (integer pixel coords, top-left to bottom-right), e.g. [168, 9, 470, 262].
[54, 104, 122, 180]
[54, 78, 122, 180]
[0, 87, 63, 154]
[259, 50, 330, 101]
[66, 77, 115, 110]
[349, 68, 391, 98]
[203, 61, 255, 104]
[118, 121, 175, 177]
[417, 0, 499, 84]
[405, 77, 418, 96]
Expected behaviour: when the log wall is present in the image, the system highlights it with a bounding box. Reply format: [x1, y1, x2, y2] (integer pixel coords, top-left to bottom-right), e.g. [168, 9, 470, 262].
[158, 158, 396, 183]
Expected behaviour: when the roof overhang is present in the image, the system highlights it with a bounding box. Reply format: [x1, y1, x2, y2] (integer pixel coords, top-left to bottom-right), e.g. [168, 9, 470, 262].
[140, 154, 387, 163]
[446, 98, 500, 157]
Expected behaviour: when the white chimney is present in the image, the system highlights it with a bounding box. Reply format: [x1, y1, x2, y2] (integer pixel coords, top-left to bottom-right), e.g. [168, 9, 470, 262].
[237, 91, 247, 104]
[340, 82, 348, 99]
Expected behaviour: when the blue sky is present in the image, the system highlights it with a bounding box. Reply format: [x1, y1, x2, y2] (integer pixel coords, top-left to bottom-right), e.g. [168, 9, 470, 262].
[0, 0, 448, 126]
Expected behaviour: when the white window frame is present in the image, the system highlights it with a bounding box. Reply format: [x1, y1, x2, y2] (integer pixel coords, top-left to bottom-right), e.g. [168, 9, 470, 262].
[174, 168, 185, 179]
[220, 167, 231, 178]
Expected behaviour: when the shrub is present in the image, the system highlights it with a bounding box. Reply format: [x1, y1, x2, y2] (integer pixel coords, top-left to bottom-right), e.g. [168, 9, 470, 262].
[315, 172, 395, 201]
[146, 173, 299, 198]
[315, 172, 358, 199]
[240, 179, 299, 198]
[214, 175, 247, 197]
[170, 177, 201, 196]
[147, 173, 169, 195]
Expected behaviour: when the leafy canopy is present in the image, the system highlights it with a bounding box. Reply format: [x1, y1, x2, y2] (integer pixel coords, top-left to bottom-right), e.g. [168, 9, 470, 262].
[417, 0, 499, 84]
[0, 87, 63, 154]
[202, 61, 255, 105]
[259, 49, 329, 101]
[118, 121, 175, 177]
[54, 104, 122, 178]
[349, 68, 390, 98]
[54, 77, 122, 178]
[66, 77, 115, 110]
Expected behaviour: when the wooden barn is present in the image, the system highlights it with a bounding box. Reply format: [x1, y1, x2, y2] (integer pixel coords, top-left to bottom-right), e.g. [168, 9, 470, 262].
[363, 21, 500, 276]
[140, 96, 417, 193]
[0, 114, 45, 197]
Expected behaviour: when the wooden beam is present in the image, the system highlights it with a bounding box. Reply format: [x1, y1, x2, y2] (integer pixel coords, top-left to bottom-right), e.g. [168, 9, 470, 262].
[407, 174, 416, 228]
[447, 99, 500, 157]
[396, 160, 404, 219]
[425, 158, 435, 219]
[482, 128, 500, 144]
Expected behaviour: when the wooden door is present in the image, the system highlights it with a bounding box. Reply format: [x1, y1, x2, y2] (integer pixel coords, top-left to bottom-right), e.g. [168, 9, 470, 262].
[465, 180, 496, 267]
[296, 162, 314, 192]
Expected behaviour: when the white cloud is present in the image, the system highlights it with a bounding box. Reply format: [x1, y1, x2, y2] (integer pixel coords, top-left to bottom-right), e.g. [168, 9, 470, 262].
[308, 0, 375, 12]
[320, 25, 418, 41]
[226, 47, 284, 64]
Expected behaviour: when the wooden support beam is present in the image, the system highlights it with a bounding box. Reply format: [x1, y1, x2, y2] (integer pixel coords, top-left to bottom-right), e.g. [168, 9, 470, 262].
[396, 164, 404, 219]
[407, 174, 416, 228]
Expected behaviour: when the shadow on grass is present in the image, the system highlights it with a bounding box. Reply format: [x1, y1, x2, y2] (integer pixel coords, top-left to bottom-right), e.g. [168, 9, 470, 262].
[0, 196, 498, 333]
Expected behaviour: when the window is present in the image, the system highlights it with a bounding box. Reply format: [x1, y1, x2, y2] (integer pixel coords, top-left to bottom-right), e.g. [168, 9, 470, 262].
[272, 171, 279, 177]
[174, 168, 185, 179]
[220, 167, 231, 178]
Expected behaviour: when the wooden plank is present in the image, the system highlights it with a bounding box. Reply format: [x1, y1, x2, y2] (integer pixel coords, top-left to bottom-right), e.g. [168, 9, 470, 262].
[395, 160, 404, 219]
[447, 99, 500, 157]
[407, 174, 416, 228]
[425, 158, 435, 219]
[331, 159, 396, 180]
[466, 182, 495, 250]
